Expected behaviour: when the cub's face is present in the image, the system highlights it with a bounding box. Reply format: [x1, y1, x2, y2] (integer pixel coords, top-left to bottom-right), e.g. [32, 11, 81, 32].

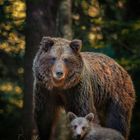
[67, 112, 94, 140]
[33, 37, 83, 90]
[70, 118, 89, 139]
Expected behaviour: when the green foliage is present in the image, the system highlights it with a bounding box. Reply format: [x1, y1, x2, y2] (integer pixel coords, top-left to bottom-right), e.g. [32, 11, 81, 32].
[0, 0, 25, 55]
[72, 0, 140, 71]
[0, 0, 25, 139]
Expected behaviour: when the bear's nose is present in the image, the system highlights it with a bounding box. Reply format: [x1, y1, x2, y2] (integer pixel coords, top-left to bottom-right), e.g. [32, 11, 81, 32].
[76, 134, 81, 139]
[56, 71, 63, 78]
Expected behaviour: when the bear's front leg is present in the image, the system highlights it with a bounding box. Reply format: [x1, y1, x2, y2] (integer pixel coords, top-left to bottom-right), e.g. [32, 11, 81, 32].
[34, 99, 59, 140]
[33, 85, 60, 140]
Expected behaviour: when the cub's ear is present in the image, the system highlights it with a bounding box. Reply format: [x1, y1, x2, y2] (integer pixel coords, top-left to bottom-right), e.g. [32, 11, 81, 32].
[40, 36, 54, 51]
[85, 113, 94, 122]
[70, 39, 82, 53]
[67, 112, 77, 122]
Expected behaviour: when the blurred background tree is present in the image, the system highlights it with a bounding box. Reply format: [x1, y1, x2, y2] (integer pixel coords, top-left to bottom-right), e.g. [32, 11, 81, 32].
[0, 0, 140, 140]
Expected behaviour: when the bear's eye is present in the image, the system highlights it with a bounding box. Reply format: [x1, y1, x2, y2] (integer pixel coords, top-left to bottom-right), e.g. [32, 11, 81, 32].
[50, 57, 56, 63]
[51, 57, 56, 61]
[63, 58, 69, 63]
[82, 126, 86, 130]
[73, 125, 77, 129]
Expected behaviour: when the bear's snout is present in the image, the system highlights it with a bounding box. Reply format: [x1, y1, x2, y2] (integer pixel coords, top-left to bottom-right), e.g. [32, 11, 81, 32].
[76, 134, 81, 139]
[52, 62, 65, 80]
[52, 71, 65, 82]
[56, 71, 64, 78]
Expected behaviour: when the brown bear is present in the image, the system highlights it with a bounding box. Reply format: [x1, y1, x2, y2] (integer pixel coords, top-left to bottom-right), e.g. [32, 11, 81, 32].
[67, 112, 125, 140]
[33, 37, 135, 140]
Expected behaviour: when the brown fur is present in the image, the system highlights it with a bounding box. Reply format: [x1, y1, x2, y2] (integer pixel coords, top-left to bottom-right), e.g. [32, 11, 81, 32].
[33, 37, 135, 140]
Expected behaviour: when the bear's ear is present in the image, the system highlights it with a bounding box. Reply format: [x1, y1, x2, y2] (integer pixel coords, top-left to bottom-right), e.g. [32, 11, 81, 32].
[40, 36, 54, 51]
[67, 112, 77, 122]
[70, 39, 82, 53]
[85, 113, 94, 122]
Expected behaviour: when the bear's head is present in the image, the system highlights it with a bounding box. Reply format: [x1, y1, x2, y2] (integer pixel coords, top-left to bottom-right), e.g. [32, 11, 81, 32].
[67, 112, 94, 140]
[33, 37, 84, 90]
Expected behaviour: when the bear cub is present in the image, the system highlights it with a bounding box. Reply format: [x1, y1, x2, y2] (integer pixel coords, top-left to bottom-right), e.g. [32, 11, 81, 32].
[67, 112, 125, 140]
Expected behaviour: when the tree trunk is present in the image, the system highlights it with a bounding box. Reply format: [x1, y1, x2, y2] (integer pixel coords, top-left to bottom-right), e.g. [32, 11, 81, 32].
[23, 0, 72, 139]
[56, 0, 72, 39]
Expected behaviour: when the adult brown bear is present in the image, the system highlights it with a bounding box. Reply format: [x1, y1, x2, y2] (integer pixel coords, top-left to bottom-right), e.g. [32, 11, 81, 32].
[33, 37, 135, 140]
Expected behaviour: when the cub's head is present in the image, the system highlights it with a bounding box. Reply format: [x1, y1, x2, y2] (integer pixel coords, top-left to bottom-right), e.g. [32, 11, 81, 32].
[67, 112, 94, 140]
[33, 37, 84, 90]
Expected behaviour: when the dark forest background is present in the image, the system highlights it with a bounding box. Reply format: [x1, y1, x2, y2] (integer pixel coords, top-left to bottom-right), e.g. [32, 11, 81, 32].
[0, 0, 140, 140]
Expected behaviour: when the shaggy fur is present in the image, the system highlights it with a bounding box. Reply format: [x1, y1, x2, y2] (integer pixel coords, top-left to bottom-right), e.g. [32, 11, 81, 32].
[33, 37, 135, 140]
[67, 112, 125, 140]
